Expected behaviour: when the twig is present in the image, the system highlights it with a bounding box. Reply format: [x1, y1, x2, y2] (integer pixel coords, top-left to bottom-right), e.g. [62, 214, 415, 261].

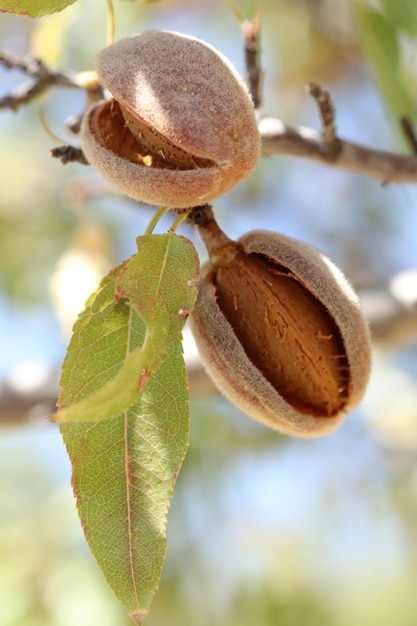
[0, 51, 81, 110]
[51, 145, 89, 165]
[242, 6, 263, 110]
[306, 81, 341, 157]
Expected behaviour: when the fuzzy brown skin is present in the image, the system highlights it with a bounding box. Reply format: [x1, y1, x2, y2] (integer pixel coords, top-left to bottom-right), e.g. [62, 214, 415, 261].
[81, 30, 261, 208]
[190, 229, 371, 438]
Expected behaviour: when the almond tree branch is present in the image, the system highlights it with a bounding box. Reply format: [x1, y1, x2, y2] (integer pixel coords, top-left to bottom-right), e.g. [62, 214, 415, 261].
[240, 11, 417, 184]
[259, 116, 417, 183]
[0, 51, 82, 110]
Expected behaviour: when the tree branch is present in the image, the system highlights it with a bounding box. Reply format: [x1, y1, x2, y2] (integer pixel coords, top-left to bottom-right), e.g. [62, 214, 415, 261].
[0, 51, 82, 110]
[239, 11, 417, 184]
[259, 116, 417, 183]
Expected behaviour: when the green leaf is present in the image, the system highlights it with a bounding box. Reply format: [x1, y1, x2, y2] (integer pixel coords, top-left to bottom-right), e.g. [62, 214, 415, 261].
[0, 0, 77, 17]
[58, 233, 199, 623]
[54, 233, 199, 423]
[61, 340, 191, 624]
[353, 1, 415, 122]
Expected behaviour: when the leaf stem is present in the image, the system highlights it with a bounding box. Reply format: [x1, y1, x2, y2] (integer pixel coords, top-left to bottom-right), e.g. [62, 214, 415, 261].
[170, 210, 190, 233]
[144, 206, 171, 235]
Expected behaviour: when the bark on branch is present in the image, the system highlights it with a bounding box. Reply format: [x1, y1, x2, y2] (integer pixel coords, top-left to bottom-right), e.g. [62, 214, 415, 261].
[259, 116, 417, 184]
[0, 51, 82, 110]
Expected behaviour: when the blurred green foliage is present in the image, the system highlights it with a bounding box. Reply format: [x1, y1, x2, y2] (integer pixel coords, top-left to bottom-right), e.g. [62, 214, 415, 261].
[3, 400, 417, 626]
[354, 0, 415, 127]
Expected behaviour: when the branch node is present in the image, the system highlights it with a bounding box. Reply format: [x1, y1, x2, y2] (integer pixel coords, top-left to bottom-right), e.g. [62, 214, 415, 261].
[306, 81, 341, 158]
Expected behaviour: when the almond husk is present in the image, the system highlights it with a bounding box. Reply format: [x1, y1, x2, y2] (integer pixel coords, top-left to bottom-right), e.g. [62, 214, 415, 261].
[189, 208, 371, 437]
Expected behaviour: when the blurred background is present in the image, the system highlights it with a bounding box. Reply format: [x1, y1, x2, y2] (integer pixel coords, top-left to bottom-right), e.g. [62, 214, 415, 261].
[1, 0, 417, 624]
